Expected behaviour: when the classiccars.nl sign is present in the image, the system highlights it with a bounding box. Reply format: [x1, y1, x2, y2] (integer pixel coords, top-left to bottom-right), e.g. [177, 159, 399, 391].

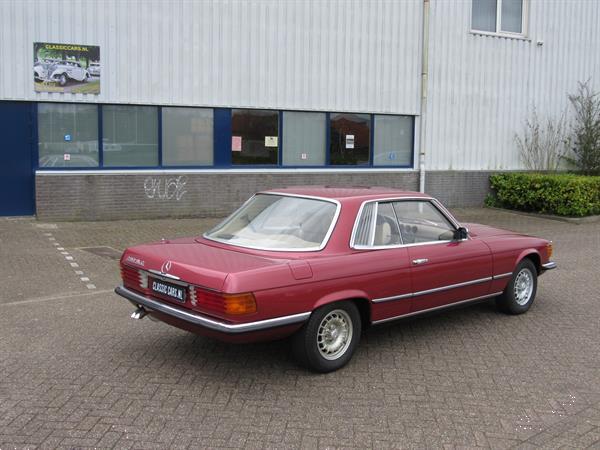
[33, 41, 100, 94]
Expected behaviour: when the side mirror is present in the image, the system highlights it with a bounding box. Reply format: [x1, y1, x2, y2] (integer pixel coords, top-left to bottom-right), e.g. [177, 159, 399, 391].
[454, 227, 468, 241]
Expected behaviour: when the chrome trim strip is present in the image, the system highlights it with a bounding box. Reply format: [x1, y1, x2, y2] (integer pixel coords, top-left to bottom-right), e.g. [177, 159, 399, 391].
[115, 286, 311, 334]
[542, 261, 557, 270]
[492, 272, 513, 280]
[202, 192, 342, 253]
[147, 269, 182, 281]
[372, 276, 493, 303]
[372, 292, 503, 325]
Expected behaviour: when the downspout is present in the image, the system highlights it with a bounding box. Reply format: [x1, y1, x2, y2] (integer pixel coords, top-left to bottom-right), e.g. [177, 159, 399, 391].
[419, 0, 430, 193]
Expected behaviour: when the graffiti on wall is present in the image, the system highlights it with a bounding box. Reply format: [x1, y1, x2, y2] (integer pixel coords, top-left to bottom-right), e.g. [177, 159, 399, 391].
[143, 176, 188, 201]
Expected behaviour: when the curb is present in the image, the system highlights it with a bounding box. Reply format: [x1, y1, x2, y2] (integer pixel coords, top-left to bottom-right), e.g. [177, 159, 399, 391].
[485, 206, 600, 224]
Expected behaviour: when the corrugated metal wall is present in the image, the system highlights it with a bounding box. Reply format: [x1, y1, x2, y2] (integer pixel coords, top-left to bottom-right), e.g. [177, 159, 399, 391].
[0, 0, 422, 115]
[426, 0, 600, 170]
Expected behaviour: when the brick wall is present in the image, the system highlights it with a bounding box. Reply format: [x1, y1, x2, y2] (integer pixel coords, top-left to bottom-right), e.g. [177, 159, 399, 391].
[35, 170, 492, 221]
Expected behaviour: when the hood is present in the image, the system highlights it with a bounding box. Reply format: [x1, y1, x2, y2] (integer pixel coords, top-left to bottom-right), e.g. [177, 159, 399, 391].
[465, 223, 528, 239]
[121, 237, 288, 291]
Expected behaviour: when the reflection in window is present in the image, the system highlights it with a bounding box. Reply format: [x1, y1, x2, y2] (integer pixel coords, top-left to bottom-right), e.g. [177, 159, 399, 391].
[373, 115, 413, 166]
[38, 103, 99, 168]
[330, 113, 370, 166]
[282, 111, 326, 166]
[162, 107, 213, 166]
[103, 105, 158, 167]
[392, 201, 455, 244]
[231, 109, 278, 165]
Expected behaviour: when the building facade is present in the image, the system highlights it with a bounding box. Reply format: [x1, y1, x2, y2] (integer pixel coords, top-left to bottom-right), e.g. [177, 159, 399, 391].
[1, 0, 598, 220]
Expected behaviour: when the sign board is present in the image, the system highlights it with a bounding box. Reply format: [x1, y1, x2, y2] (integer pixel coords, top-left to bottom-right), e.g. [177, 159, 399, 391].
[34, 42, 100, 94]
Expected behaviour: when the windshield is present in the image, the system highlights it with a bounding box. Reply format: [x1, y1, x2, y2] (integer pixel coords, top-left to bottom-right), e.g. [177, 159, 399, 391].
[204, 194, 338, 250]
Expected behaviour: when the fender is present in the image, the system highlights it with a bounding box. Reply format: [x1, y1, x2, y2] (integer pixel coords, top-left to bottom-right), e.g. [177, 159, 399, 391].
[311, 289, 371, 311]
[515, 248, 542, 272]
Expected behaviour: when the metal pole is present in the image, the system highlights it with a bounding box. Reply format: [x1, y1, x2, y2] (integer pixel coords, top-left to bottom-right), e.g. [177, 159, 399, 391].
[419, 0, 430, 193]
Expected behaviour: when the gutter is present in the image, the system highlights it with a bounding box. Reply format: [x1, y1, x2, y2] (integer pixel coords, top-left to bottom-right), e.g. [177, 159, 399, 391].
[419, 0, 430, 193]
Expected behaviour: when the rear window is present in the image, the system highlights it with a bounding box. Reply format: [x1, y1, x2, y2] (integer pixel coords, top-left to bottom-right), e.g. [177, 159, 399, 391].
[204, 194, 338, 251]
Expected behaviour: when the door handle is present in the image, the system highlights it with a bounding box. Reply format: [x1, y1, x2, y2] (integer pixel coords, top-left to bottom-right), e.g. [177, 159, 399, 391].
[412, 258, 428, 265]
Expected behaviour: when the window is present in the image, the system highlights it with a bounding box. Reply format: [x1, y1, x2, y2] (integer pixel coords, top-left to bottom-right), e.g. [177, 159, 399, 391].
[392, 201, 455, 244]
[472, 0, 525, 35]
[231, 109, 278, 165]
[353, 202, 402, 247]
[205, 194, 338, 250]
[330, 113, 370, 166]
[352, 200, 456, 248]
[373, 115, 413, 166]
[282, 111, 326, 166]
[103, 105, 158, 167]
[162, 107, 213, 166]
[38, 103, 98, 168]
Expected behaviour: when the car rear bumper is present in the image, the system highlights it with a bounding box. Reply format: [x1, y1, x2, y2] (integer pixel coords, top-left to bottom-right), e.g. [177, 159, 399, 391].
[542, 261, 557, 270]
[114, 285, 310, 335]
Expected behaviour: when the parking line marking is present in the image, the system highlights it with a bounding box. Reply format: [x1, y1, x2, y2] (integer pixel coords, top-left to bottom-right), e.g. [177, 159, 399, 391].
[0, 289, 114, 307]
[65, 256, 74, 260]
[70, 262, 79, 268]
[86, 284, 97, 290]
[61, 251, 69, 255]
[81, 277, 90, 282]
[75, 270, 84, 275]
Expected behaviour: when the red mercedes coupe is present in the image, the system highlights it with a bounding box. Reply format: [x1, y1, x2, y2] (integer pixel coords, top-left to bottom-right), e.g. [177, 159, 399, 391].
[116, 187, 556, 372]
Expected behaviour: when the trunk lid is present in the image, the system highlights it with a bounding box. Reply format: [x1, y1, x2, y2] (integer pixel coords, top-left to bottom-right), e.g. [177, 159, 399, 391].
[121, 237, 288, 291]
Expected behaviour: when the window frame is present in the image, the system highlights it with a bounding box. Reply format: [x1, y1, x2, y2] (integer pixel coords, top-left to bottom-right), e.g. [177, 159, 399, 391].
[350, 197, 464, 250]
[35, 103, 416, 171]
[470, 0, 529, 39]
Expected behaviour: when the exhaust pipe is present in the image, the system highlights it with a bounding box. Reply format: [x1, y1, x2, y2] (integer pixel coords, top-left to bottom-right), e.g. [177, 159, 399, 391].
[131, 307, 147, 320]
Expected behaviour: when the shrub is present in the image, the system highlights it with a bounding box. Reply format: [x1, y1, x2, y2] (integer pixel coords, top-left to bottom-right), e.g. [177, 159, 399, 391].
[488, 173, 600, 217]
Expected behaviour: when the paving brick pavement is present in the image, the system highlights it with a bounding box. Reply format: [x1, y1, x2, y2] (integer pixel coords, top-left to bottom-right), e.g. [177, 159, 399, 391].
[0, 208, 599, 449]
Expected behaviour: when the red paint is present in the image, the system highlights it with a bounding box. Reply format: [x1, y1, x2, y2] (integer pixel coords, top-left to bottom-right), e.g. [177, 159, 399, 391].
[119, 187, 554, 342]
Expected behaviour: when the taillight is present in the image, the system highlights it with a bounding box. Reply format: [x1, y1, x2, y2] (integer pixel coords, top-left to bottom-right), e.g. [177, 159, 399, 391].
[547, 242, 553, 259]
[221, 293, 257, 315]
[139, 270, 148, 288]
[189, 285, 198, 307]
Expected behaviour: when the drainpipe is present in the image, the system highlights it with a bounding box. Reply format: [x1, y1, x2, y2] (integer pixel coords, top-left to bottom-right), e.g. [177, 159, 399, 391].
[419, 0, 430, 193]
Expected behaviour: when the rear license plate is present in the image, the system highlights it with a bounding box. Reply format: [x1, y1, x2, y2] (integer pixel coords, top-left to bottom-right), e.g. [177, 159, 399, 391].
[151, 279, 186, 303]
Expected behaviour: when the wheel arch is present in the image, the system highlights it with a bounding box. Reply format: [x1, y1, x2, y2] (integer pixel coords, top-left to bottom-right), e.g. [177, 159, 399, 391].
[311, 290, 372, 329]
[517, 250, 542, 274]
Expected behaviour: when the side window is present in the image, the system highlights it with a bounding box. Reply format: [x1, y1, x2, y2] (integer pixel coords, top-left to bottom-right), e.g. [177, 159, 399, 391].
[392, 201, 455, 244]
[353, 202, 402, 248]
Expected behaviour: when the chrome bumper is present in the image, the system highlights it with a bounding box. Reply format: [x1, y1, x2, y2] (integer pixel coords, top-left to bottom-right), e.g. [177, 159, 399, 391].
[114, 285, 310, 334]
[541, 261, 557, 270]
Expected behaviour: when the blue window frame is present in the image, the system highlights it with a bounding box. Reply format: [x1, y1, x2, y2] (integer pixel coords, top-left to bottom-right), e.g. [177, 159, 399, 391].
[36, 103, 414, 170]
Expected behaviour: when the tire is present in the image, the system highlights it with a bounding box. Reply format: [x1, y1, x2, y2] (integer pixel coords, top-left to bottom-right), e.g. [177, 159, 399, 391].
[496, 259, 538, 315]
[291, 301, 361, 373]
[58, 74, 68, 86]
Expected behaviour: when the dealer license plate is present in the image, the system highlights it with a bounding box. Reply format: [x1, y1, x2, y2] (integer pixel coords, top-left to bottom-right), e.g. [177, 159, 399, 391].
[151, 279, 186, 303]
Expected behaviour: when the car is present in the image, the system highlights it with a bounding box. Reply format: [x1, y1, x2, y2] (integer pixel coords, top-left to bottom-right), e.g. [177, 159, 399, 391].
[88, 61, 100, 77]
[115, 187, 556, 372]
[45, 60, 90, 86]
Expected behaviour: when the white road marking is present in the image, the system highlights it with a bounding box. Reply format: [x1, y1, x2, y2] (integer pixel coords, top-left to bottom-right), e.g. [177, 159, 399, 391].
[70, 262, 79, 268]
[0, 289, 114, 307]
[80, 277, 90, 282]
[86, 284, 96, 290]
[75, 270, 84, 275]
[57, 247, 65, 251]
[65, 256, 74, 260]
[61, 251, 69, 255]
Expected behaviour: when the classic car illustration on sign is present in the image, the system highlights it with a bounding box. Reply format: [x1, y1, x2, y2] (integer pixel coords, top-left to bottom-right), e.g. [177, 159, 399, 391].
[116, 187, 556, 372]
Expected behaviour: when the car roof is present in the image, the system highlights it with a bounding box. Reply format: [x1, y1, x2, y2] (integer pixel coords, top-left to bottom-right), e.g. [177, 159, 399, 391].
[260, 186, 432, 201]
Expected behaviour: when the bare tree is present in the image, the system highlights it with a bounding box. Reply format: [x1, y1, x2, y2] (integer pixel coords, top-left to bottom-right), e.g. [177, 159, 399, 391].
[515, 108, 570, 172]
[567, 80, 600, 174]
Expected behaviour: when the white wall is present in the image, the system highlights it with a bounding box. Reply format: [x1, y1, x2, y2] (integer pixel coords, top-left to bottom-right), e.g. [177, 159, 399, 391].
[426, 0, 600, 170]
[0, 0, 422, 115]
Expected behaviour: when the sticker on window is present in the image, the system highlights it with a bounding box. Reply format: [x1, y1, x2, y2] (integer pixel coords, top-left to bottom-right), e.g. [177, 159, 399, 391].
[232, 136, 242, 152]
[345, 135, 355, 149]
[265, 136, 278, 147]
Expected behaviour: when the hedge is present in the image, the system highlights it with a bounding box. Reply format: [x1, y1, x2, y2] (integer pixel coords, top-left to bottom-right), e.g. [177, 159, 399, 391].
[487, 173, 600, 217]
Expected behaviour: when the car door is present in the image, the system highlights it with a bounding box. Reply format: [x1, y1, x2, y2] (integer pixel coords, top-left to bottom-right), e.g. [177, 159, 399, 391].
[350, 201, 413, 322]
[392, 200, 493, 313]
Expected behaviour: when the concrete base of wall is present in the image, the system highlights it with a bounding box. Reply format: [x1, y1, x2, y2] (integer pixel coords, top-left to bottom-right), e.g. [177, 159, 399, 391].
[35, 170, 493, 221]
